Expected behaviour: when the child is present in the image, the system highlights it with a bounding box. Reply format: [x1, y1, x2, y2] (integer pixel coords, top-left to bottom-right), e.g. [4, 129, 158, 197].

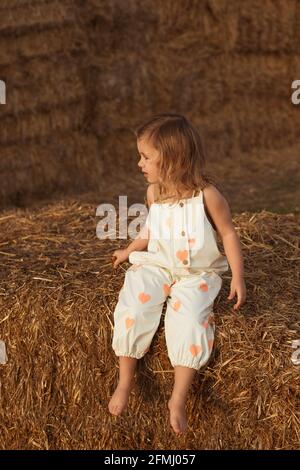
[108, 113, 246, 434]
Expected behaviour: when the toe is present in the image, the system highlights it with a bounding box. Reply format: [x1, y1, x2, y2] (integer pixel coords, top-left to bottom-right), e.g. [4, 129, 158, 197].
[171, 419, 180, 434]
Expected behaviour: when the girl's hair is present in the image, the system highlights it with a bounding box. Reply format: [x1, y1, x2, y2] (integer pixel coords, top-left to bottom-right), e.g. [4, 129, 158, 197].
[133, 113, 223, 205]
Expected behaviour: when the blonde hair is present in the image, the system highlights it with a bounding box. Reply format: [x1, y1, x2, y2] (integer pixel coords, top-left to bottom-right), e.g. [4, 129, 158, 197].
[133, 113, 223, 206]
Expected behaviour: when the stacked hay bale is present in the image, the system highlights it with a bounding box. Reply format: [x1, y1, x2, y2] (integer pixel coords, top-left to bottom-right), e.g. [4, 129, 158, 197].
[85, 0, 300, 185]
[0, 0, 102, 209]
[0, 0, 299, 210]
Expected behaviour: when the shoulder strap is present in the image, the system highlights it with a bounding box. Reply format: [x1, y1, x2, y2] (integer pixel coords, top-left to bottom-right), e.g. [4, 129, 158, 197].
[196, 188, 203, 203]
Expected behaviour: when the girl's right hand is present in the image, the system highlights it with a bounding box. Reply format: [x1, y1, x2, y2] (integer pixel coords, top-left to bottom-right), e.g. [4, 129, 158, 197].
[111, 248, 129, 269]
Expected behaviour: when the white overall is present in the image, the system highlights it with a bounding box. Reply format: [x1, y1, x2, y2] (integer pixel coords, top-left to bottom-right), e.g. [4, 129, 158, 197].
[112, 188, 229, 370]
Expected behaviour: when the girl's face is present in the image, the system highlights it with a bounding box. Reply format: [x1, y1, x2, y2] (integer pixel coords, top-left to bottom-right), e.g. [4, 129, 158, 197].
[137, 138, 160, 183]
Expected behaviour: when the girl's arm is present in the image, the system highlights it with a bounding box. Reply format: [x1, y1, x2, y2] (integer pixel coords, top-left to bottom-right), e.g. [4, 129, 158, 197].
[125, 230, 149, 255]
[203, 185, 246, 310]
[125, 184, 155, 255]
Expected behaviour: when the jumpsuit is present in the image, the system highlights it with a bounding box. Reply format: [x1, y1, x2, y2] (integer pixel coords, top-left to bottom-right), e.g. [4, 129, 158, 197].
[112, 188, 229, 370]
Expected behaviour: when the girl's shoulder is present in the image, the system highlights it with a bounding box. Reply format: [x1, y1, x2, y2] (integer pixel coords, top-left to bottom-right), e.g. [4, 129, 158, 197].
[202, 183, 228, 203]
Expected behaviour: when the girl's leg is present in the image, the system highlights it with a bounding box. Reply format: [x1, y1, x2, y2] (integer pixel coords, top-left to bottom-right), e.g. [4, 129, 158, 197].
[110, 264, 172, 416]
[168, 366, 196, 434]
[165, 273, 222, 433]
[108, 356, 138, 416]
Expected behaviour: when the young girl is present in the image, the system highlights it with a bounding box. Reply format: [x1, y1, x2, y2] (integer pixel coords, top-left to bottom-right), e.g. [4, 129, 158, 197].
[108, 113, 246, 434]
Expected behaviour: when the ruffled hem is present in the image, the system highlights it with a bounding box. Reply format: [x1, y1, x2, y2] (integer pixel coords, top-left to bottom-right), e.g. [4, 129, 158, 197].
[170, 357, 210, 371]
[113, 350, 146, 359]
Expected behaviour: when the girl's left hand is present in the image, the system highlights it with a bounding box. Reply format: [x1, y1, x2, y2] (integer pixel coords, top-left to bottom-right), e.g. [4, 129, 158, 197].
[227, 277, 247, 311]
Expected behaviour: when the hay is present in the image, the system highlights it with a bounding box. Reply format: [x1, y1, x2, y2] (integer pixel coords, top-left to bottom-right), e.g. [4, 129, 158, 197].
[0, 0, 93, 208]
[0, 200, 299, 449]
[0, 1, 74, 35]
[0, 102, 85, 144]
[235, 0, 297, 53]
[0, 1, 52, 10]
[1, 68, 84, 116]
[0, 132, 102, 209]
[0, 24, 86, 67]
[0, 0, 300, 209]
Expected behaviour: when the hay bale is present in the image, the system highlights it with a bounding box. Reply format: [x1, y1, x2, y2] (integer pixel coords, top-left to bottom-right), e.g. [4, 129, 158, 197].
[0, 0, 94, 207]
[0, 55, 84, 88]
[0, 76, 85, 117]
[0, 102, 86, 145]
[0, 1, 75, 35]
[237, 100, 298, 152]
[0, 0, 52, 9]
[86, 0, 300, 175]
[0, 201, 298, 449]
[235, 0, 297, 53]
[0, 0, 299, 217]
[0, 0, 95, 207]
[0, 132, 102, 209]
[0, 25, 87, 66]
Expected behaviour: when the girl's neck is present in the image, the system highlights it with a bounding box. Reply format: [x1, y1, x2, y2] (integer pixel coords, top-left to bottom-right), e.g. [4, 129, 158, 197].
[159, 184, 195, 202]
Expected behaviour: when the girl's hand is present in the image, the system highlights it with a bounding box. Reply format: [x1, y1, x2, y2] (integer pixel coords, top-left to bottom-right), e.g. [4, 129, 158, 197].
[111, 248, 129, 269]
[227, 276, 246, 311]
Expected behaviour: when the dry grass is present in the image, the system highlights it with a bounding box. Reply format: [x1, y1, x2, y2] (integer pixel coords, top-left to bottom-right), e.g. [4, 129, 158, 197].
[0, 200, 299, 449]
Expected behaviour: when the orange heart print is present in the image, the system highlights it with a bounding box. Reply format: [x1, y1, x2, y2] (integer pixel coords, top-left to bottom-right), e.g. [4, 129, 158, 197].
[199, 281, 208, 292]
[172, 300, 181, 311]
[189, 344, 202, 357]
[138, 292, 151, 304]
[175, 250, 188, 262]
[163, 284, 171, 296]
[125, 318, 135, 329]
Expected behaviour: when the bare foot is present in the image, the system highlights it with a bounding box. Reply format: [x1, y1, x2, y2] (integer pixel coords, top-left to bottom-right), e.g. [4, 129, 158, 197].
[168, 396, 187, 434]
[108, 382, 134, 416]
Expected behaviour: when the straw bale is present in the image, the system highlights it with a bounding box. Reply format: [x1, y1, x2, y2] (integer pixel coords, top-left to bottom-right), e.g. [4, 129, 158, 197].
[0, 72, 85, 117]
[228, 56, 293, 99]
[0, 0, 52, 10]
[0, 0, 299, 209]
[237, 100, 298, 153]
[0, 1, 75, 35]
[0, 56, 82, 88]
[0, 132, 102, 209]
[235, 0, 298, 53]
[0, 202, 298, 449]
[0, 24, 87, 66]
[87, 0, 300, 175]
[200, 120, 234, 162]
[0, 101, 86, 145]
